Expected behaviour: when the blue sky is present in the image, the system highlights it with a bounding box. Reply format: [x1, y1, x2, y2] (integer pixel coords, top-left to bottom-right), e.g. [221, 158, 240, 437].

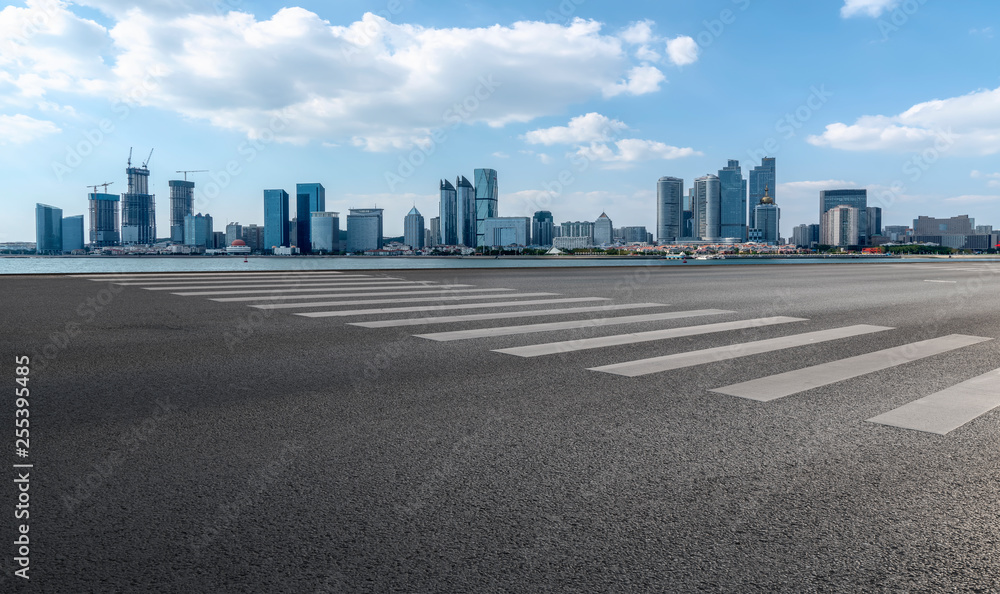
[1, 0, 998, 241]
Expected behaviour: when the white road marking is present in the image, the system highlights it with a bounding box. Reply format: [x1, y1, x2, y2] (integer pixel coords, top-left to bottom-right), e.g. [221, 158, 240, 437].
[924, 280, 958, 284]
[588, 325, 892, 376]
[295, 298, 612, 317]
[172, 284, 474, 296]
[209, 288, 519, 303]
[256, 294, 580, 310]
[113, 275, 376, 285]
[711, 334, 993, 402]
[348, 303, 668, 327]
[75, 272, 348, 280]
[141, 280, 416, 291]
[416, 310, 737, 342]
[867, 367, 1000, 435]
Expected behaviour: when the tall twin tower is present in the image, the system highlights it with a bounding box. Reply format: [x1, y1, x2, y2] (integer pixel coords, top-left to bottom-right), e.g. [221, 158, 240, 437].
[438, 168, 498, 247]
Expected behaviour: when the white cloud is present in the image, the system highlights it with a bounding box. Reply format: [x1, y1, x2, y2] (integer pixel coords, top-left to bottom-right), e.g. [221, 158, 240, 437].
[808, 86, 1000, 154]
[841, 0, 900, 18]
[621, 20, 654, 45]
[944, 194, 1000, 205]
[665, 36, 699, 66]
[575, 139, 700, 169]
[524, 112, 628, 145]
[492, 151, 510, 159]
[635, 45, 661, 63]
[0, 113, 61, 144]
[971, 170, 1000, 179]
[603, 65, 666, 98]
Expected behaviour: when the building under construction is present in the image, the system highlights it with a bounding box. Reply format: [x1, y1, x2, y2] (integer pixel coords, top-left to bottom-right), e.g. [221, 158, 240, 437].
[88, 193, 120, 247]
[121, 152, 156, 244]
[168, 180, 194, 242]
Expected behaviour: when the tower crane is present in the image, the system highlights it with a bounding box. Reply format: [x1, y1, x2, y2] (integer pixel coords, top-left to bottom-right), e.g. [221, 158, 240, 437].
[175, 170, 208, 181]
[87, 182, 114, 195]
[142, 148, 154, 169]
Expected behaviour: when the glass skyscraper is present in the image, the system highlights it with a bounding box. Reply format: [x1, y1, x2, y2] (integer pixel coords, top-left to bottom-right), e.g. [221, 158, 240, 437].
[718, 160, 747, 241]
[748, 157, 776, 229]
[88, 193, 120, 247]
[439, 179, 458, 245]
[694, 174, 721, 240]
[35, 203, 63, 254]
[62, 215, 84, 252]
[656, 176, 683, 243]
[184, 213, 213, 248]
[594, 212, 613, 245]
[346, 208, 383, 252]
[295, 183, 324, 253]
[168, 180, 195, 242]
[404, 207, 425, 249]
[455, 176, 476, 247]
[263, 189, 290, 252]
[474, 168, 498, 247]
[820, 189, 868, 241]
[532, 211, 554, 247]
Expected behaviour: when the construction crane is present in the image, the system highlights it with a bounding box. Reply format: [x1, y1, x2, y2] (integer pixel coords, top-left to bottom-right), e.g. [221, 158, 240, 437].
[142, 148, 154, 169]
[87, 182, 114, 195]
[127, 147, 133, 167]
[175, 170, 208, 181]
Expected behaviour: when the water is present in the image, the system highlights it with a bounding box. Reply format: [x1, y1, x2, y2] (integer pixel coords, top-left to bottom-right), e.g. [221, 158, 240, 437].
[0, 255, 945, 275]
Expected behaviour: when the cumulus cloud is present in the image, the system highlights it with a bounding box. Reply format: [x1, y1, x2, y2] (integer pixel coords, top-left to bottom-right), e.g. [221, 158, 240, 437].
[0, 113, 61, 144]
[808, 86, 1000, 154]
[944, 194, 1000, 205]
[524, 112, 628, 145]
[621, 20, 654, 44]
[575, 139, 699, 169]
[603, 65, 666, 97]
[841, 0, 900, 18]
[665, 36, 699, 66]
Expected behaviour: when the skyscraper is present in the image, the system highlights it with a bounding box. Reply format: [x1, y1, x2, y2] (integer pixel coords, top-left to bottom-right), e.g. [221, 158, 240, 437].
[225, 222, 243, 246]
[867, 207, 882, 238]
[88, 192, 120, 247]
[752, 187, 780, 244]
[121, 162, 156, 244]
[694, 174, 721, 240]
[748, 157, 776, 229]
[439, 179, 458, 245]
[821, 205, 861, 246]
[263, 189, 290, 252]
[404, 206, 425, 249]
[184, 213, 213, 248]
[474, 168, 498, 247]
[656, 176, 683, 243]
[311, 212, 340, 253]
[820, 189, 867, 241]
[594, 212, 614, 245]
[62, 215, 84, 252]
[346, 208, 383, 252]
[531, 211, 554, 247]
[35, 203, 62, 254]
[429, 217, 440, 247]
[718, 160, 747, 241]
[296, 183, 325, 253]
[455, 176, 476, 247]
[168, 180, 195, 242]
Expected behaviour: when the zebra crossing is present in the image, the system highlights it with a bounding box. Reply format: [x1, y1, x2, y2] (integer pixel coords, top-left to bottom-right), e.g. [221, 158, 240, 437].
[74, 271, 1000, 437]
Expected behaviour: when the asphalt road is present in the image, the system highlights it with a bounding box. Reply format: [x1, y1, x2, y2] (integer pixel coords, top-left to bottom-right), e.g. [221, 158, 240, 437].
[3, 260, 1000, 593]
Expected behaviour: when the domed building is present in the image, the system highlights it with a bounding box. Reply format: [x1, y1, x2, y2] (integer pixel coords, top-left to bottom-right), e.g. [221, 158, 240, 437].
[749, 186, 780, 244]
[226, 238, 252, 255]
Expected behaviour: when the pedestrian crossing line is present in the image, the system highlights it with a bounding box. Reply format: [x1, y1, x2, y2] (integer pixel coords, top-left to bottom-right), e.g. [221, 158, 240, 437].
[210, 288, 522, 303]
[588, 324, 892, 377]
[415, 309, 738, 342]
[494, 315, 799, 358]
[173, 284, 475, 296]
[867, 367, 1000, 435]
[75, 272, 350, 280]
[113, 274, 378, 285]
[348, 303, 668, 327]
[141, 280, 416, 291]
[256, 292, 566, 310]
[924, 280, 958, 284]
[294, 297, 613, 318]
[710, 334, 993, 402]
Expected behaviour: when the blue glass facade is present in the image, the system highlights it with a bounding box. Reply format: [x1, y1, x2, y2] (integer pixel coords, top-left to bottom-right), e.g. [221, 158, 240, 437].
[88, 193, 120, 247]
[35, 203, 63, 254]
[695, 174, 721, 240]
[718, 160, 747, 241]
[748, 157, 775, 229]
[404, 207, 425, 249]
[820, 189, 868, 240]
[263, 189, 289, 251]
[474, 168, 498, 247]
[62, 215, 84, 252]
[532, 211, 554, 247]
[455, 176, 476, 247]
[439, 179, 457, 245]
[656, 176, 683, 242]
[346, 208, 383, 252]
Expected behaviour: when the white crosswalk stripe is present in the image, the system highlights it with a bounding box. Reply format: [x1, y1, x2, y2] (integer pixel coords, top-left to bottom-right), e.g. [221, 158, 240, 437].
[348, 303, 667, 327]
[75, 272, 349, 280]
[589, 325, 892, 376]
[867, 367, 1000, 435]
[141, 280, 419, 291]
[416, 309, 737, 342]
[257, 293, 575, 310]
[710, 334, 993, 402]
[172, 284, 475, 296]
[210, 288, 521, 303]
[112, 275, 378, 285]
[295, 298, 613, 318]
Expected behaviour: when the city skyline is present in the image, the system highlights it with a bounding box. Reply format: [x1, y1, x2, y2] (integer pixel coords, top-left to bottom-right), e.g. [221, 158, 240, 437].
[1, 1, 998, 241]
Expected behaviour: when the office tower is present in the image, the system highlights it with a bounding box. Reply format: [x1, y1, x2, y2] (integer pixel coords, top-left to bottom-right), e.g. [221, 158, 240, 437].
[976, 225, 994, 235]
[168, 180, 194, 242]
[213, 231, 225, 249]
[531, 211, 554, 247]
[820, 189, 868, 241]
[225, 222, 243, 247]
[482, 217, 530, 247]
[656, 176, 683, 243]
[404, 207, 425, 249]
[561, 221, 595, 245]
[883, 225, 909, 241]
[474, 168, 499, 247]
[424, 229, 433, 248]
[748, 157, 776, 229]
[719, 160, 747, 241]
[456, 176, 476, 247]
[913, 215, 974, 236]
[242, 224, 264, 253]
[683, 187, 695, 239]
[429, 217, 441, 247]
[289, 219, 297, 247]
[694, 174, 721, 240]
[295, 183, 325, 253]
[184, 213, 213, 248]
[263, 189, 290, 251]
[121, 162, 156, 244]
[439, 179, 458, 245]
[594, 212, 614, 245]
[752, 187, 780, 244]
[311, 212, 340, 253]
[866, 207, 882, 238]
[35, 203, 63, 254]
[346, 208, 383, 252]
[62, 215, 84, 252]
[88, 193, 120, 247]
[808, 224, 821, 245]
[792, 224, 811, 248]
[822, 205, 861, 246]
[621, 226, 649, 244]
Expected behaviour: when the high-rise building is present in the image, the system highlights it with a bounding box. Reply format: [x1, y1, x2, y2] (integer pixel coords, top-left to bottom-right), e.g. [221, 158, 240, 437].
[88, 193, 120, 247]
[263, 189, 290, 252]
[748, 157, 776, 229]
[719, 160, 747, 241]
[621, 226, 650, 244]
[820, 189, 868, 241]
[213, 231, 226, 249]
[184, 213, 213, 248]
[225, 222, 243, 247]
[35, 203, 62, 254]
[482, 217, 530, 247]
[913, 215, 975, 236]
[752, 187, 780, 244]
[683, 187, 695, 239]
[474, 168, 499, 247]
[62, 215, 84, 252]
[242, 224, 264, 253]
[531, 211, 554, 247]
[311, 212, 340, 253]
[822, 205, 861, 246]
[866, 207, 882, 238]
[594, 212, 614, 245]
[121, 163, 156, 244]
[346, 208, 383, 252]
[439, 179, 458, 245]
[792, 224, 811, 248]
[296, 183, 325, 253]
[168, 180, 195, 242]
[656, 176, 683, 243]
[404, 207, 425, 249]
[429, 217, 441, 247]
[456, 176, 476, 247]
[694, 174, 721, 240]
[561, 221, 595, 245]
